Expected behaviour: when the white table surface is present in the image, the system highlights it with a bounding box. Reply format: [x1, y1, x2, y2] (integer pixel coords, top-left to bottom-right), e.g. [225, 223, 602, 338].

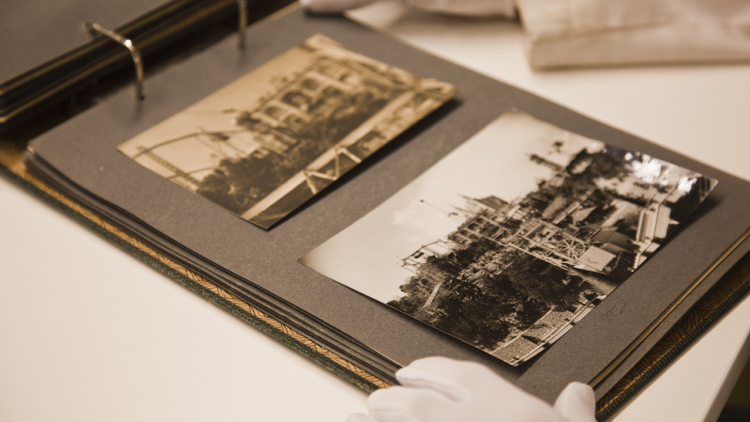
[2, 2, 750, 421]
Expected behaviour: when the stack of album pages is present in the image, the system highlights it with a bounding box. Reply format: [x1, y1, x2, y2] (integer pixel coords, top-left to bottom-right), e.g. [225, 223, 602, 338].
[4, 3, 750, 418]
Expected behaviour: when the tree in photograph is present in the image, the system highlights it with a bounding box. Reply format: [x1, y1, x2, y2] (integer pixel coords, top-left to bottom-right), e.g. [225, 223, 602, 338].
[196, 92, 392, 212]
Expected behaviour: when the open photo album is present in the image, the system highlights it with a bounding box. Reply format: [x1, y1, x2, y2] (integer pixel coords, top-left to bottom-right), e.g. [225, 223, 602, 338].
[6, 5, 750, 418]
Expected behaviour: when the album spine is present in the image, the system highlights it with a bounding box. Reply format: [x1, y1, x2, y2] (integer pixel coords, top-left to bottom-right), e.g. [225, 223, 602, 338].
[0, 0, 295, 132]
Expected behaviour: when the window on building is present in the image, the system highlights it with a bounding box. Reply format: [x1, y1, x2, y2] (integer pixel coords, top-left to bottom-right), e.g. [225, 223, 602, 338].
[317, 65, 339, 78]
[301, 78, 320, 91]
[339, 72, 362, 85]
[264, 106, 284, 119]
[282, 91, 311, 109]
[284, 114, 304, 131]
[251, 149, 269, 159]
[322, 86, 343, 97]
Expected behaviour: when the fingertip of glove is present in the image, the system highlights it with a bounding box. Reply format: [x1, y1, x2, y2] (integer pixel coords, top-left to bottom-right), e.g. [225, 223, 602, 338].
[346, 413, 377, 422]
[554, 382, 597, 422]
[561, 382, 595, 400]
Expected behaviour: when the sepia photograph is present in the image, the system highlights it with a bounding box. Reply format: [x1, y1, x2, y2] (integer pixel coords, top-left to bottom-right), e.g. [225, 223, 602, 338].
[300, 111, 716, 366]
[118, 34, 456, 228]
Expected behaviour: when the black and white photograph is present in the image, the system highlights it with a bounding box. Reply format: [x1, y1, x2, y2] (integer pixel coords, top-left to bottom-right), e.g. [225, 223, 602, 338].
[300, 111, 717, 366]
[118, 34, 456, 229]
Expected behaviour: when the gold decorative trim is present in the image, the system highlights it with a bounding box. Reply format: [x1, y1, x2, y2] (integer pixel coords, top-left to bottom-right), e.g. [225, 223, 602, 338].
[0, 144, 390, 390]
[590, 226, 750, 388]
[596, 252, 750, 413]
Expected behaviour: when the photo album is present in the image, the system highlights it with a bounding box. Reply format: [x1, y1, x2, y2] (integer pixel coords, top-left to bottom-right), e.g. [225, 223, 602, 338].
[6, 4, 750, 417]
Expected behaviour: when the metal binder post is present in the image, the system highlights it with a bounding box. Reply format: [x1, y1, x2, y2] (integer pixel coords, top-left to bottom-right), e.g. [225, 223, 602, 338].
[85, 22, 145, 100]
[237, 0, 248, 49]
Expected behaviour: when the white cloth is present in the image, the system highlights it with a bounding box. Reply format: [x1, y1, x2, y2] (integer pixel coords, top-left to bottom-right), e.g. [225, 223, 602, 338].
[300, 0, 516, 17]
[518, 0, 750, 68]
[301, 0, 750, 69]
[347, 357, 597, 422]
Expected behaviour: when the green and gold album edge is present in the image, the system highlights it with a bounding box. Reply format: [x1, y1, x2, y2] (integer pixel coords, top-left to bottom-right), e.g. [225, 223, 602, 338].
[595, 251, 750, 419]
[0, 156, 388, 394]
[2, 152, 750, 414]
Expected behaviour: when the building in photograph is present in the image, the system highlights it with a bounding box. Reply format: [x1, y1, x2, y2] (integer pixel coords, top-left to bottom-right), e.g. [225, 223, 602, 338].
[232, 55, 399, 149]
[129, 54, 398, 192]
[396, 147, 698, 364]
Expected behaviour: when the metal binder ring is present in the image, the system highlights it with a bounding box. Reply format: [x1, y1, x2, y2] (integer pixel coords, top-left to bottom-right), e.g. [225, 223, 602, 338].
[85, 22, 145, 100]
[237, 0, 248, 49]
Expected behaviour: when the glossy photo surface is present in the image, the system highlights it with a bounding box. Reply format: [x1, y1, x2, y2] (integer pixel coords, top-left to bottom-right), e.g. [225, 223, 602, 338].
[118, 34, 456, 229]
[301, 111, 716, 366]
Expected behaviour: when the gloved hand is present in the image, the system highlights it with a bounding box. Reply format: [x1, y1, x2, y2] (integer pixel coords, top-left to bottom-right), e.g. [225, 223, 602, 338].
[300, 0, 516, 18]
[347, 357, 597, 422]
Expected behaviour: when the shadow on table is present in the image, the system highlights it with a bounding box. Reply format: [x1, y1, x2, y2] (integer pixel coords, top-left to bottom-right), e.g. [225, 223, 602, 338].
[718, 357, 750, 422]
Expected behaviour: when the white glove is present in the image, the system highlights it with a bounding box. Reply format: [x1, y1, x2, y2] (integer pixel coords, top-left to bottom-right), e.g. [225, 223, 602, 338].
[300, 0, 516, 18]
[347, 357, 596, 422]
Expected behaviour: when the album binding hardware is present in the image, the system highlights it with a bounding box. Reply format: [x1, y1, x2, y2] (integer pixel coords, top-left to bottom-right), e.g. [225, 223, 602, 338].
[85, 22, 145, 100]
